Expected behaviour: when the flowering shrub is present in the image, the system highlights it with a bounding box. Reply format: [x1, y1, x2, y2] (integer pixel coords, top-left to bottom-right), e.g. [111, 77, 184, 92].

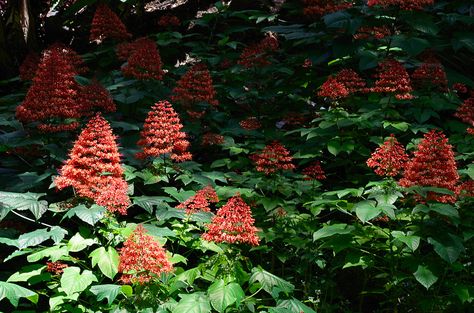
[89, 3, 131, 43]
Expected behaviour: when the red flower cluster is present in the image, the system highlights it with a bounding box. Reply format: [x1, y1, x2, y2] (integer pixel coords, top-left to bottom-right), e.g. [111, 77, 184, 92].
[366, 134, 408, 177]
[238, 35, 279, 68]
[303, 0, 353, 16]
[354, 26, 391, 40]
[119, 224, 173, 284]
[202, 132, 225, 146]
[122, 37, 164, 80]
[318, 77, 349, 100]
[46, 262, 68, 275]
[460, 180, 474, 198]
[16, 47, 82, 132]
[302, 161, 326, 180]
[335, 68, 367, 94]
[79, 79, 117, 114]
[202, 195, 260, 246]
[250, 141, 296, 175]
[371, 59, 413, 100]
[399, 130, 459, 203]
[452, 83, 469, 95]
[412, 59, 448, 92]
[240, 117, 261, 130]
[48, 43, 88, 74]
[454, 97, 474, 128]
[136, 101, 192, 162]
[19, 52, 40, 81]
[158, 14, 180, 27]
[177, 186, 219, 214]
[90, 4, 131, 43]
[302, 58, 313, 68]
[55, 113, 130, 214]
[171, 63, 218, 107]
[367, 0, 433, 10]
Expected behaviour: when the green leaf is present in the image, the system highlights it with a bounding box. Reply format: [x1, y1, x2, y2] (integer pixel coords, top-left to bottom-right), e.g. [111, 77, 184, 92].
[428, 234, 464, 264]
[354, 200, 381, 223]
[18, 228, 50, 249]
[7, 265, 45, 283]
[250, 267, 294, 295]
[133, 196, 172, 214]
[90, 247, 119, 279]
[327, 139, 341, 156]
[68, 233, 96, 252]
[143, 225, 176, 238]
[27, 245, 69, 262]
[0, 281, 38, 307]
[0, 191, 48, 220]
[208, 279, 245, 312]
[313, 223, 355, 241]
[276, 298, 316, 313]
[392, 231, 420, 252]
[63, 204, 106, 226]
[49, 226, 68, 244]
[172, 292, 212, 313]
[60, 266, 97, 296]
[90, 284, 122, 305]
[413, 265, 438, 290]
[454, 284, 474, 303]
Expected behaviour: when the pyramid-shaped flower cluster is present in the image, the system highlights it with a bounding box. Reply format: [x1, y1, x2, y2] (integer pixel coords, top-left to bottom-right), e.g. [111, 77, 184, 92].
[55, 113, 130, 214]
[79, 79, 117, 114]
[238, 35, 279, 68]
[177, 186, 219, 214]
[122, 37, 164, 80]
[136, 101, 192, 162]
[454, 97, 474, 129]
[371, 59, 413, 100]
[303, 0, 353, 16]
[202, 195, 260, 246]
[90, 4, 131, 43]
[412, 57, 448, 92]
[335, 69, 367, 94]
[366, 134, 408, 177]
[399, 130, 459, 203]
[202, 132, 224, 146]
[302, 161, 326, 180]
[250, 141, 295, 175]
[119, 225, 173, 284]
[240, 117, 262, 130]
[368, 0, 433, 10]
[49, 42, 88, 74]
[16, 47, 82, 132]
[19, 52, 40, 81]
[171, 63, 218, 108]
[318, 77, 349, 100]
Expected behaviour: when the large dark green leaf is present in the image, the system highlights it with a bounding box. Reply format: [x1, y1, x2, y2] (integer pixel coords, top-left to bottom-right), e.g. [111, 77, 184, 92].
[208, 279, 245, 312]
[250, 267, 294, 295]
[0, 281, 38, 307]
[0, 191, 47, 220]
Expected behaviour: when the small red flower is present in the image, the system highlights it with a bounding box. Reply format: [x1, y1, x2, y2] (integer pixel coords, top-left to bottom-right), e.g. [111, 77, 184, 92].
[371, 59, 413, 100]
[412, 57, 448, 92]
[55, 113, 130, 214]
[302, 58, 313, 68]
[399, 130, 459, 203]
[366, 134, 408, 177]
[335, 68, 366, 94]
[250, 141, 295, 175]
[452, 83, 468, 95]
[318, 76, 349, 100]
[238, 34, 279, 68]
[136, 101, 192, 162]
[119, 225, 173, 285]
[354, 26, 391, 40]
[454, 97, 474, 128]
[79, 79, 116, 114]
[158, 14, 180, 27]
[303, 161, 326, 180]
[46, 262, 68, 275]
[90, 4, 131, 43]
[240, 117, 262, 130]
[303, 0, 353, 16]
[202, 132, 225, 146]
[459, 180, 474, 198]
[171, 63, 218, 108]
[368, 0, 433, 10]
[19, 52, 40, 81]
[202, 195, 260, 246]
[177, 186, 219, 214]
[122, 37, 164, 80]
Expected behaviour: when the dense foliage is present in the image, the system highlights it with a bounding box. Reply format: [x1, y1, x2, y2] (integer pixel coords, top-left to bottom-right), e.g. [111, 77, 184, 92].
[0, 0, 473, 312]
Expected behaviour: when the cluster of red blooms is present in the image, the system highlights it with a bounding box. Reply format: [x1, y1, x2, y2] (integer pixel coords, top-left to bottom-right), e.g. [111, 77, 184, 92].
[89, 4, 131, 43]
[202, 132, 225, 146]
[202, 195, 260, 246]
[366, 134, 408, 177]
[460, 180, 474, 197]
[239, 117, 261, 130]
[303, 0, 353, 16]
[367, 0, 433, 10]
[55, 113, 131, 214]
[412, 58, 448, 92]
[158, 14, 180, 27]
[19, 52, 40, 81]
[399, 130, 459, 203]
[318, 77, 349, 100]
[46, 262, 68, 275]
[354, 26, 391, 40]
[452, 83, 469, 95]
[371, 59, 413, 100]
[335, 68, 367, 94]
[302, 161, 326, 180]
[171, 63, 218, 108]
[16, 47, 82, 132]
[177, 186, 219, 214]
[121, 37, 164, 80]
[302, 58, 313, 68]
[79, 79, 117, 114]
[118, 224, 173, 284]
[454, 97, 474, 134]
[238, 35, 279, 68]
[136, 101, 192, 162]
[48, 43, 88, 74]
[250, 141, 295, 175]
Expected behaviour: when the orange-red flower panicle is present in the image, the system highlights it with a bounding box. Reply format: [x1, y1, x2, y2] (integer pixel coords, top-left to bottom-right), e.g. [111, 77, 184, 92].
[171, 63, 218, 108]
[367, 134, 408, 177]
[79, 79, 117, 114]
[250, 141, 295, 175]
[454, 97, 474, 129]
[303, 161, 327, 180]
[177, 186, 219, 214]
[202, 195, 260, 246]
[240, 117, 262, 130]
[136, 101, 192, 162]
[318, 76, 349, 100]
[202, 132, 225, 146]
[90, 4, 131, 43]
[119, 224, 173, 285]
[122, 37, 164, 80]
[399, 130, 459, 203]
[55, 113, 130, 214]
[371, 59, 413, 100]
[238, 34, 279, 68]
[412, 58, 448, 92]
